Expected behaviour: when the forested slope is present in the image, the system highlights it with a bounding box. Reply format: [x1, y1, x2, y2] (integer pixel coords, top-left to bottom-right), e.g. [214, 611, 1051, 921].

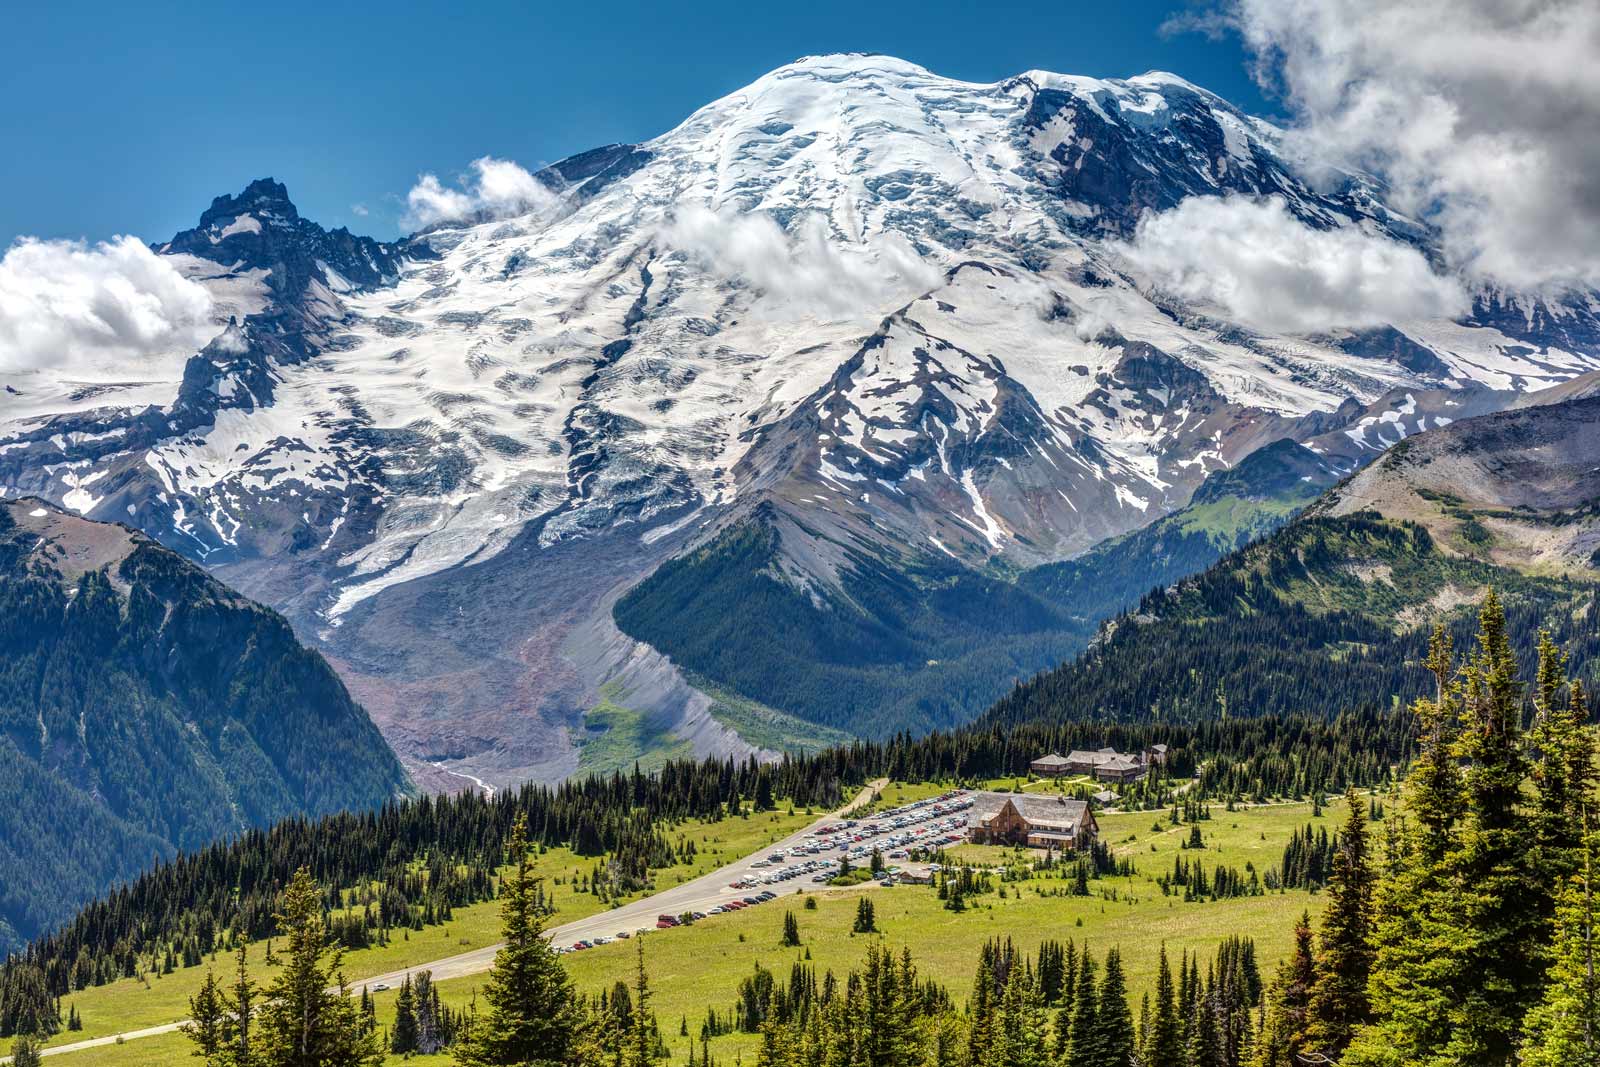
[0, 500, 410, 954]
[614, 441, 1341, 740]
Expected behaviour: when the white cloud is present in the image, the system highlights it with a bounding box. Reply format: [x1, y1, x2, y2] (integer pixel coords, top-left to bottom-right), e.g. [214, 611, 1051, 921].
[663, 205, 942, 320]
[350, 203, 370, 217]
[404, 157, 557, 229]
[0, 236, 217, 376]
[1206, 0, 1600, 293]
[1116, 194, 1468, 334]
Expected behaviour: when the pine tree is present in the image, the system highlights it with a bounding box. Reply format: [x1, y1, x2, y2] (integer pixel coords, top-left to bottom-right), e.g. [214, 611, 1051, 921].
[9, 1033, 42, 1067]
[853, 897, 876, 934]
[1438, 591, 1542, 1066]
[254, 868, 383, 1067]
[1065, 951, 1100, 1067]
[1096, 948, 1136, 1067]
[391, 975, 419, 1055]
[223, 941, 257, 1067]
[413, 971, 442, 1056]
[1349, 596, 1550, 1067]
[625, 939, 658, 1067]
[782, 911, 801, 948]
[1521, 834, 1600, 1067]
[456, 815, 587, 1067]
[183, 968, 229, 1065]
[1144, 945, 1183, 1067]
[1185, 979, 1221, 1067]
[1254, 914, 1314, 1067]
[1305, 789, 1374, 1059]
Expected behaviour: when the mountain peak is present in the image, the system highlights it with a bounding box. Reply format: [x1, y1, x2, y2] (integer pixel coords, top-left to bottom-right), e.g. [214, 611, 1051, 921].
[197, 177, 299, 230]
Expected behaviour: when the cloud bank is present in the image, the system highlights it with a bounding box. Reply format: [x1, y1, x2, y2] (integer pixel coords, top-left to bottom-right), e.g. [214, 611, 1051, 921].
[0, 236, 217, 376]
[664, 206, 941, 320]
[1117, 195, 1468, 334]
[1210, 0, 1600, 293]
[405, 157, 556, 229]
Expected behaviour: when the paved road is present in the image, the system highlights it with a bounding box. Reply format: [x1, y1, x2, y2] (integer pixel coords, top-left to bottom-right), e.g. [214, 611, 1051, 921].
[14, 779, 896, 1062]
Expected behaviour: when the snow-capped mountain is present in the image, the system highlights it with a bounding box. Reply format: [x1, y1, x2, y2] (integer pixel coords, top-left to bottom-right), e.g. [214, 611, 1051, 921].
[4, 54, 1598, 787]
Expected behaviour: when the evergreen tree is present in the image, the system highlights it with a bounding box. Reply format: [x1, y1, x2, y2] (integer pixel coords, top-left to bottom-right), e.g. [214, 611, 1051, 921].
[1065, 951, 1100, 1067]
[1349, 596, 1557, 1067]
[184, 968, 229, 1065]
[1305, 789, 1374, 1059]
[391, 975, 419, 1055]
[9, 1033, 42, 1067]
[254, 868, 383, 1067]
[853, 897, 876, 934]
[1254, 914, 1314, 1067]
[625, 939, 659, 1067]
[456, 815, 587, 1067]
[224, 942, 257, 1067]
[1185, 978, 1222, 1067]
[1096, 948, 1136, 1067]
[1521, 834, 1600, 1067]
[782, 911, 801, 948]
[413, 971, 442, 1056]
[1145, 945, 1183, 1067]
[1438, 592, 1542, 1066]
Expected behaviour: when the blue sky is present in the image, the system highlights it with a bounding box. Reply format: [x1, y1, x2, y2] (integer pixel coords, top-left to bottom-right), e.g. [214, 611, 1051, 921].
[1, 1, 1267, 247]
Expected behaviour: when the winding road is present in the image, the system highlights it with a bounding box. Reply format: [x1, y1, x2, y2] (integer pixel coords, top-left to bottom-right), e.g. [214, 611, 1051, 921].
[13, 779, 894, 1062]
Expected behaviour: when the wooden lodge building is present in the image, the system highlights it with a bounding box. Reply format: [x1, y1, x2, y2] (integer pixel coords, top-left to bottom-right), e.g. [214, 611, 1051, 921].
[966, 791, 1098, 850]
[1031, 744, 1169, 784]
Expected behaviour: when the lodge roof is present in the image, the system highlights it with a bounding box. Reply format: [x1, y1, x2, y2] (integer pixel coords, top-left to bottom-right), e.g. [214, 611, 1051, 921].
[968, 791, 1090, 832]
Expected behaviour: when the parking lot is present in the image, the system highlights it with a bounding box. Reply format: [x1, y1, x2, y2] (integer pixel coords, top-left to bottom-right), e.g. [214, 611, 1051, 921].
[554, 789, 970, 953]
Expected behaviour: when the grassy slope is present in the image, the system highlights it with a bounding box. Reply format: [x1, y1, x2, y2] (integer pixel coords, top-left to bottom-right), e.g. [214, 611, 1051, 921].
[41, 806, 818, 1053]
[576, 685, 696, 778]
[46, 791, 1333, 1067]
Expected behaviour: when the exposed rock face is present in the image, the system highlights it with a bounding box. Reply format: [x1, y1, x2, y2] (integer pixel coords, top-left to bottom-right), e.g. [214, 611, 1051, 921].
[3, 54, 1599, 782]
[1313, 390, 1600, 572]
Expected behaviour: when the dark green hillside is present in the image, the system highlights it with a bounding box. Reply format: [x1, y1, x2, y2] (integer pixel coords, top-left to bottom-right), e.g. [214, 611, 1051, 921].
[1020, 438, 1337, 625]
[613, 517, 1093, 737]
[614, 442, 1338, 741]
[984, 513, 1600, 730]
[0, 500, 409, 954]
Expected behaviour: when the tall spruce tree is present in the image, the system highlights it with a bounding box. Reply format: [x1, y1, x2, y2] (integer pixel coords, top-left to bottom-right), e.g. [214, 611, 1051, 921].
[1305, 789, 1375, 1059]
[9, 1033, 42, 1067]
[1521, 833, 1600, 1067]
[456, 814, 587, 1067]
[1349, 595, 1556, 1067]
[254, 868, 383, 1067]
[1254, 914, 1314, 1067]
[1065, 951, 1101, 1067]
[184, 968, 229, 1065]
[1096, 948, 1136, 1067]
[391, 975, 419, 1055]
[1144, 945, 1183, 1067]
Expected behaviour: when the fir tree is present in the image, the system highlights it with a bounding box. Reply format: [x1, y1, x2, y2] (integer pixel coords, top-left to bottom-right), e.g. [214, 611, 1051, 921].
[853, 897, 876, 934]
[1305, 789, 1375, 1059]
[391, 975, 419, 1055]
[625, 939, 659, 1067]
[254, 868, 383, 1067]
[1065, 951, 1100, 1067]
[1096, 948, 1136, 1067]
[1254, 914, 1314, 1067]
[782, 911, 801, 948]
[183, 968, 229, 1065]
[1145, 945, 1183, 1067]
[224, 941, 257, 1067]
[455, 815, 587, 1067]
[9, 1033, 42, 1067]
[1521, 834, 1600, 1067]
